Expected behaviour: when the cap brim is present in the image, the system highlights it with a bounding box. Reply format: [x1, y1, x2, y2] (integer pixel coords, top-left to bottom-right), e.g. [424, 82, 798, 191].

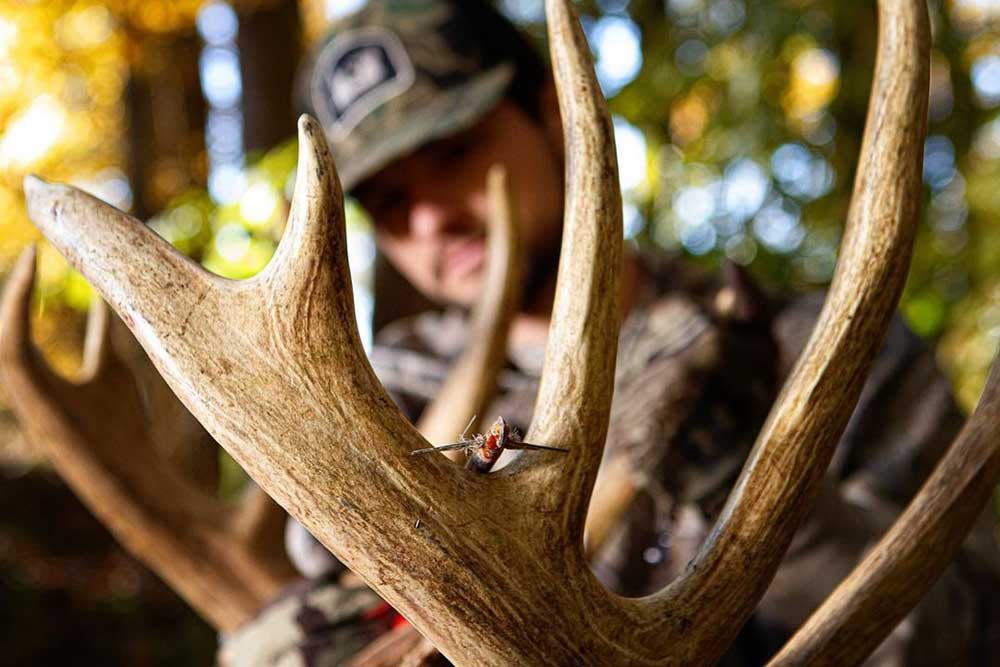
[335, 64, 515, 192]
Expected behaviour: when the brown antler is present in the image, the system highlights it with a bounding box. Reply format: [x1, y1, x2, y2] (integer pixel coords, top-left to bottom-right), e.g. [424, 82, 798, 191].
[626, 0, 931, 659]
[18, 0, 961, 664]
[768, 352, 1000, 667]
[0, 250, 296, 632]
[416, 164, 522, 447]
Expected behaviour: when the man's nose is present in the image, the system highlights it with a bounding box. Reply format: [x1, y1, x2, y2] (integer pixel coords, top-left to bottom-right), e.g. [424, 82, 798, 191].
[409, 201, 453, 238]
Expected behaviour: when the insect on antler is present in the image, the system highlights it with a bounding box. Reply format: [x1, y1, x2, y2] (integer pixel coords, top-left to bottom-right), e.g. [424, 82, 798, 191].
[20, 0, 1000, 664]
[0, 250, 296, 632]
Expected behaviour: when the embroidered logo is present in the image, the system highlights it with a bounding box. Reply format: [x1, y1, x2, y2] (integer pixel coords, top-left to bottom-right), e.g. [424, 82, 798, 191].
[310, 27, 416, 141]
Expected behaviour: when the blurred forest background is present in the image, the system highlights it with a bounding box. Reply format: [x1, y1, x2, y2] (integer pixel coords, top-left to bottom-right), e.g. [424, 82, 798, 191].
[0, 0, 998, 663]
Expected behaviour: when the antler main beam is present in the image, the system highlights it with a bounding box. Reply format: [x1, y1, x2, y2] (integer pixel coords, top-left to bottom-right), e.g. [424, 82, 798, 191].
[0, 249, 296, 631]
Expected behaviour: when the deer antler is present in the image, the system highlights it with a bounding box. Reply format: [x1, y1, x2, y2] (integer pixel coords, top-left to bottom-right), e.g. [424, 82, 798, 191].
[768, 352, 1000, 667]
[21, 107, 617, 667]
[18, 0, 957, 664]
[416, 164, 522, 448]
[0, 249, 296, 632]
[626, 0, 931, 659]
[23, 117, 532, 663]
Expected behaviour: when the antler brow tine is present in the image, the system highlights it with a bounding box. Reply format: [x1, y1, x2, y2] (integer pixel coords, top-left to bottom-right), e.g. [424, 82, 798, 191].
[416, 164, 522, 452]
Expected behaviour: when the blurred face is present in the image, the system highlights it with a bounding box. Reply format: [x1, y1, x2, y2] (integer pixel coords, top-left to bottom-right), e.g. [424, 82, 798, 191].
[353, 100, 563, 307]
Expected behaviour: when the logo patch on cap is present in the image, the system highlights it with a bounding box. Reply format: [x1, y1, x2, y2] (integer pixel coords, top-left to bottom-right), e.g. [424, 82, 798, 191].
[310, 27, 416, 141]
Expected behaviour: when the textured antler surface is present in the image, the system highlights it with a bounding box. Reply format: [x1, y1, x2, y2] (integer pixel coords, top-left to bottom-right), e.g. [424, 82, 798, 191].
[518, 0, 623, 542]
[21, 60, 621, 667]
[0, 248, 296, 631]
[105, 305, 221, 494]
[24, 115, 566, 665]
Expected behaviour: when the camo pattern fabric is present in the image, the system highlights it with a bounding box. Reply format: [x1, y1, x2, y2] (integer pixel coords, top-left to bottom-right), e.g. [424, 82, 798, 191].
[298, 0, 513, 190]
[218, 576, 394, 667]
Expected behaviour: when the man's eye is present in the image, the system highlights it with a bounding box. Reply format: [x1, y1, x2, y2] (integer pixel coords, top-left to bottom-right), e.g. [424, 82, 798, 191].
[365, 189, 410, 234]
[433, 140, 473, 166]
[363, 187, 405, 217]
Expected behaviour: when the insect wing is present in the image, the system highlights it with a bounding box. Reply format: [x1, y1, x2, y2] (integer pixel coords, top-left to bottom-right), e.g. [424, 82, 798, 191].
[507, 442, 570, 453]
[410, 442, 472, 456]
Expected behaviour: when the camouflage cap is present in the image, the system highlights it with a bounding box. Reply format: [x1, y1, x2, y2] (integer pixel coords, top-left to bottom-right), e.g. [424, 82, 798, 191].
[300, 0, 516, 191]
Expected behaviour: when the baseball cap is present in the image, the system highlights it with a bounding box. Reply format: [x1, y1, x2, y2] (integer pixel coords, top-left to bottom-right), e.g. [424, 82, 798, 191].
[299, 0, 526, 191]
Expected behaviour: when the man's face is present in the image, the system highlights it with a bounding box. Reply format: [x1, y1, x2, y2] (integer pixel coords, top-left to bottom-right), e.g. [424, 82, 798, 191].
[353, 100, 563, 307]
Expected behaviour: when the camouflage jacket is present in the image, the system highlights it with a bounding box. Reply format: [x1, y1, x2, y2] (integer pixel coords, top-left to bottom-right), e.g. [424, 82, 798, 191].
[221, 256, 1000, 666]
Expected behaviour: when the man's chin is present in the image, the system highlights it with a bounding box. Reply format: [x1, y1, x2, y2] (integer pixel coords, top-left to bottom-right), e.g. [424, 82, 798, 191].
[439, 273, 485, 309]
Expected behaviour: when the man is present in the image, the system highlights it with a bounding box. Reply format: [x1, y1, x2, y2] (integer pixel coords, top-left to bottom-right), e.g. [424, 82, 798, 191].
[221, 1, 1000, 665]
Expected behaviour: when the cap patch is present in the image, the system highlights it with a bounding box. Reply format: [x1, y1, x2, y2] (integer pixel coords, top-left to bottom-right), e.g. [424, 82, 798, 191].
[310, 27, 415, 141]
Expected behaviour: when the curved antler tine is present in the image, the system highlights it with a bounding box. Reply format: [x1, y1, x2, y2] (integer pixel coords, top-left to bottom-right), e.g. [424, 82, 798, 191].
[583, 456, 637, 557]
[79, 298, 112, 382]
[0, 246, 40, 371]
[23, 176, 221, 344]
[0, 246, 68, 395]
[110, 313, 221, 494]
[259, 115, 348, 304]
[416, 164, 522, 449]
[631, 0, 930, 660]
[519, 0, 622, 542]
[768, 352, 1000, 667]
[0, 248, 279, 632]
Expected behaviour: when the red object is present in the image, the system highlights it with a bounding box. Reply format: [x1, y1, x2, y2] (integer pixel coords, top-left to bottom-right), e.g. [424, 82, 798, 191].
[362, 601, 409, 628]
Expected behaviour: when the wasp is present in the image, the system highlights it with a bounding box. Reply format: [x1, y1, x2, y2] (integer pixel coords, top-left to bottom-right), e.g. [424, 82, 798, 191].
[411, 416, 568, 473]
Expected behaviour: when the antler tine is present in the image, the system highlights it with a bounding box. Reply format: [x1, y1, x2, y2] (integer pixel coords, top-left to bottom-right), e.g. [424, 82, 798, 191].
[21, 178, 224, 494]
[79, 298, 112, 382]
[0, 246, 44, 374]
[627, 0, 930, 661]
[0, 250, 286, 632]
[258, 116, 348, 304]
[232, 484, 297, 577]
[416, 164, 522, 449]
[22, 175, 222, 346]
[105, 309, 220, 494]
[768, 352, 1000, 667]
[519, 0, 623, 542]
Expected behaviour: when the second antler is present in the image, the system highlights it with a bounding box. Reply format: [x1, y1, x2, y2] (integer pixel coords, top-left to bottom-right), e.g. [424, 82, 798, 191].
[0, 250, 297, 633]
[16, 0, 1000, 665]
